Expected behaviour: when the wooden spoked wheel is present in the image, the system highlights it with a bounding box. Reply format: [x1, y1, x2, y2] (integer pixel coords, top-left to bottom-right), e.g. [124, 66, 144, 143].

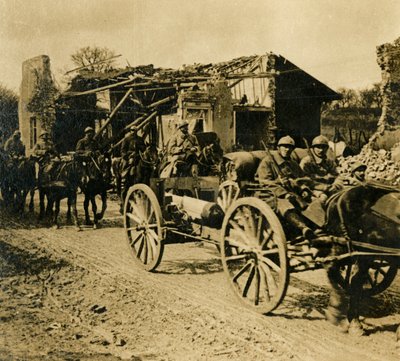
[217, 180, 240, 212]
[220, 197, 288, 314]
[338, 257, 398, 297]
[124, 184, 164, 271]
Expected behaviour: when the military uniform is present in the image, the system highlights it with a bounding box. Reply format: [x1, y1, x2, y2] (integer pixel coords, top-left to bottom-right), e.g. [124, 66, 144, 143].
[4, 133, 25, 157]
[300, 151, 337, 182]
[160, 120, 200, 177]
[76, 137, 99, 153]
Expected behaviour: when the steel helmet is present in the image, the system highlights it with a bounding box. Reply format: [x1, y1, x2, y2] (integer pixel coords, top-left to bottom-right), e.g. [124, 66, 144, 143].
[84, 126, 94, 134]
[277, 136, 295, 147]
[177, 119, 189, 129]
[312, 135, 329, 147]
[351, 162, 367, 174]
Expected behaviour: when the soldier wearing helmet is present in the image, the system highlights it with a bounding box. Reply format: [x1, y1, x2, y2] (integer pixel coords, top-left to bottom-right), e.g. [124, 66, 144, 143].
[300, 135, 339, 199]
[160, 119, 200, 177]
[33, 131, 57, 158]
[120, 125, 146, 162]
[4, 130, 25, 157]
[76, 126, 99, 156]
[33, 130, 59, 185]
[256, 136, 316, 240]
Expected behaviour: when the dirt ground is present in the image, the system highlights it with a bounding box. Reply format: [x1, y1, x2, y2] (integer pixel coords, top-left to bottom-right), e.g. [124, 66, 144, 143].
[0, 194, 399, 361]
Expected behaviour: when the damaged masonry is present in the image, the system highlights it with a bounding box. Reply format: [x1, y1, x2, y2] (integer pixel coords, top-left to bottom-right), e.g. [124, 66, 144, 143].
[19, 52, 339, 155]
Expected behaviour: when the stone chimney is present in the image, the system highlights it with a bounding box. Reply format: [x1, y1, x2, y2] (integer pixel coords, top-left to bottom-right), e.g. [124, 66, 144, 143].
[370, 38, 400, 149]
[18, 55, 54, 154]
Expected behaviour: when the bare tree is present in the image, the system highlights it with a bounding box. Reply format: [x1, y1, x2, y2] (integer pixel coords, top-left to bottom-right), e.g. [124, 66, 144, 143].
[70, 46, 117, 73]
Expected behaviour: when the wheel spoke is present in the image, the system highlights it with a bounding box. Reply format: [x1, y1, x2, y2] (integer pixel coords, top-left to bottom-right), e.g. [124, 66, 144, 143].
[258, 264, 270, 302]
[261, 248, 279, 256]
[136, 236, 145, 259]
[129, 231, 143, 246]
[126, 211, 142, 224]
[262, 257, 281, 273]
[261, 229, 274, 249]
[146, 234, 154, 262]
[146, 231, 159, 256]
[259, 261, 277, 294]
[256, 214, 263, 239]
[224, 237, 251, 251]
[344, 263, 352, 285]
[254, 267, 260, 305]
[142, 234, 148, 264]
[242, 264, 255, 298]
[232, 260, 253, 282]
[229, 220, 251, 245]
[147, 209, 155, 223]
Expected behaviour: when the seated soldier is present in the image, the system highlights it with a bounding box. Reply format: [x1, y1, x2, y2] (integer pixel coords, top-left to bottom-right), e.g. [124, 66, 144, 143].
[337, 162, 367, 187]
[120, 125, 146, 178]
[160, 119, 200, 177]
[300, 135, 340, 202]
[76, 127, 100, 157]
[4, 130, 25, 157]
[256, 136, 316, 240]
[33, 131, 59, 184]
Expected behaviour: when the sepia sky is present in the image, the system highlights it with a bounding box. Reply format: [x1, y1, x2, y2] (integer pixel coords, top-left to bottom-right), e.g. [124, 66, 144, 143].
[0, 0, 399, 93]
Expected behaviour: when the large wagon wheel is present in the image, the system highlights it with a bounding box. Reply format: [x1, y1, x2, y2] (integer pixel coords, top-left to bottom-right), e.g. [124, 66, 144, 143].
[338, 257, 398, 297]
[217, 180, 240, 212]
[220, 197, 288, 314]
[124, 184, 164, 271]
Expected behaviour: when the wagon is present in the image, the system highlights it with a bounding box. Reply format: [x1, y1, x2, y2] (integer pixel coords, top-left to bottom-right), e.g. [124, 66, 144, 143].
[123, 157, 400, 314]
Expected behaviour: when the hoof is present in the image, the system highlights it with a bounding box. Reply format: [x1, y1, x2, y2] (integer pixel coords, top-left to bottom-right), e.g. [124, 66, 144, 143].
[93, 224, 98, 230]
[85, 220, 93, 226]
[76, 226, 82, 232]
[348, 319, 366, 337]
[325, 308, 349, 333]
[52, 224, 60, 230]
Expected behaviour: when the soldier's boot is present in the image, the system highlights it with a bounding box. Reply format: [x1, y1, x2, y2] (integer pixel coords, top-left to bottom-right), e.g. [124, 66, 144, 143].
[284, 210, 315, 240]
[348, 318, 366, 337]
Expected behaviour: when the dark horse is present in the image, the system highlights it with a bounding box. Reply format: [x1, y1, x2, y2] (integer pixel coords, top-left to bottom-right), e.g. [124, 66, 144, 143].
[113, 144, 160, 213]
[1, 155, 36, 214]
[39, 155, 83, 230]
[79, 152, 112, 229]
[324, 183, 400, 336]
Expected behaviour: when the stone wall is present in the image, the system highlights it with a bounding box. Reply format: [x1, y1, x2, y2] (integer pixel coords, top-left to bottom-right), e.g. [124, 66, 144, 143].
[376, 37, 400, 130]
[18, 55, 54, 154]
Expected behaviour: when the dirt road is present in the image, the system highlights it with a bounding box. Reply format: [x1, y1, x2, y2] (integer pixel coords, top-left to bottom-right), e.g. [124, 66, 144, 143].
[0, 196, 399, 360]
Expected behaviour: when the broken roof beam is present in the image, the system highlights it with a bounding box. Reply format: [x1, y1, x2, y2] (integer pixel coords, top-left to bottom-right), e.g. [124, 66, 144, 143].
[225, 71, 275, 79]
[64, 76, 142, 97]
[94, 88, 133, 140]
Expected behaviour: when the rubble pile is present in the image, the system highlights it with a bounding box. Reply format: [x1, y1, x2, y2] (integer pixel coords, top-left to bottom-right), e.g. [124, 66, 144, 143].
[337, 144, 400, 186]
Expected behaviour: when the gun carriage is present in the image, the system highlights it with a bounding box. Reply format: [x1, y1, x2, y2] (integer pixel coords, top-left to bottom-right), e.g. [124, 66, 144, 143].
[123, 148, 400, 314]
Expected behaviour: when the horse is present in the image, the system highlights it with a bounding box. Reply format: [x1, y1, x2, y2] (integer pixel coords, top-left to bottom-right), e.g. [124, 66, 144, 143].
[1, 155, 36, 214]
[38, 155, 83, 230]
[324, 183, 400, 336]
[79, 152, 112, 229]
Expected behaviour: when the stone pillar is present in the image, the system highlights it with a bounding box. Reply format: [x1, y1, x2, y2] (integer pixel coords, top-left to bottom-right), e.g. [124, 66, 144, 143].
[376, 37, 400, 130]
[19, 55, 53, 154]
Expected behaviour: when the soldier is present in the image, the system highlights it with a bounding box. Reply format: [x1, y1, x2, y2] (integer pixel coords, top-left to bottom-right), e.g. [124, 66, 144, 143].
[346, 162, 367, 186]
[33, 131, 59, 185]
[120, 125, 146, 176]
[300, 135, 339, 201]
[4, 130, 25, 157]
[160, 119, 200, 177]
[76, 127, 99, 156]
[255, 136, 315, 239]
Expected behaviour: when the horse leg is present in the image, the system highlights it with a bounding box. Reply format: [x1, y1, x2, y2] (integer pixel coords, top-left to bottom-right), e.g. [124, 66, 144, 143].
[324, 262, 349, 332]
[66, 197, 72, 224]
[91, 196, 98, 229]
[70, 193, 81, 231]
[39, 189, 46, 220]
[53, 199, 60, 229]
[83, 194, 92, 225]
[29, 188, 35, 212]
[97, 191, 107, 221]
[347, 259, 369, 336]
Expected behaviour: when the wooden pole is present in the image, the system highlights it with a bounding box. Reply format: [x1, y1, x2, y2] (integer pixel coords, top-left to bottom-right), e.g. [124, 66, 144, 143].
[94, 88, 133, 139]
[147, 95, 175, 109]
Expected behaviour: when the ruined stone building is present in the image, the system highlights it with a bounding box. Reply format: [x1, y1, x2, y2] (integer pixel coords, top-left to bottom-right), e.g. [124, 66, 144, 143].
[19, 53, 339, 153]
